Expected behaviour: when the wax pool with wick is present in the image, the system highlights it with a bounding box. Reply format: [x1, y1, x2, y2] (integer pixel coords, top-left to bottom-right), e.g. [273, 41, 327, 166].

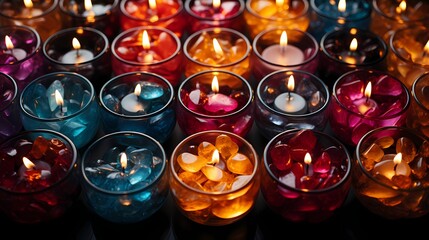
[81, 131, 168, 223]
[330, 70, 410, 146]
[273, 75, 307, 114]
[261, 129, 351, 222]
[353, 127, 429, 219]
[0, 130, 80, 224]
[60, 37, 94, 64]
[177, 70, 254, 137]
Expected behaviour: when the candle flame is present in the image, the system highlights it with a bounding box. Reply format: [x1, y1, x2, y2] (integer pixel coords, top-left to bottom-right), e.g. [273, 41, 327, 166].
[364, 82, 372, 99]
[23, 0, 33, 8]
[134, 84, 141, 96]
[424, 40, 429, 54]
[120, 152, 128, 170]
[304, 153, 312, 165]
[213, 0, 221, 8]
[287, 75, 295, 92]
[72, 37, 81, 51]
[213, 38, 224, 58]
[23, 157, 35, 169]
[338, 0, 346, 12]
[84, 0, 93, 11]
[393, 153, 402, 165]
[209, 149, 220, 165]
[396, 0, 407, 14]
[149, 0, 157, 10]
[276, 0, 284, 8]
[5, 35, 14, 50]
[350, 38, 358, 52]
[142, 30, 151, 50]
[280, 31, 288, 48]
[55, 90, 64, 108]
[211, 76, 219, 93]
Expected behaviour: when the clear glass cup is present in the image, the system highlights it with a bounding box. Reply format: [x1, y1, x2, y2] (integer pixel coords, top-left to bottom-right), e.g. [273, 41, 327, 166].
[0, 72, 22, 143]
[43, 27, 111, 92]
[353, 126, 429, 219]
[19, 72, 100, 149]
[99, 71, 175, 144]
[177, 70, 254, 137]
[0, 25, 45, 91]
[169, 130, 260, 226]
[80, 131, 169, 223]
[255, 69, 330, 140]
[407, 72, 429, 139]
[262, 129, 352, 222]
[0, 129, 80, 224]
[330, 69, 410, 147]
[0, 0, 62, 41]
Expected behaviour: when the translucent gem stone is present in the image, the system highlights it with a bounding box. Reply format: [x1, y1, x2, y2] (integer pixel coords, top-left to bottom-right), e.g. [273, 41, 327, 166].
[139, 82, 164, 100]
[227, 153, 253, 175]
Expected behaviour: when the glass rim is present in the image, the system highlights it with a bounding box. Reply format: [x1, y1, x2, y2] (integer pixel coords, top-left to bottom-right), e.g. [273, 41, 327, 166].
[0, 72, 17, 112]
[0, 25, 42, 65]
[310, 0, 371, 21]
[332, 69, 410, 120]
[183, 27, 251, 68]
[256, 69, 330, 117]
[411, 72, 429, 112]
[170, 129, 259, 196]
[0, 0, 59, 19]
[185, 0, 245, 21]
[355, 126, 429, 192]
[372, 0, 429, 23]
[111, 26, 181, 66]
[320, 27, 388, 67]
[119, 0, 184, 22]
[0, 129, 78, 194]
[99, 71, 174, 119]
[178, 69, 253, 118]
[59, 0, 119, 18]
[43, 26, 110, 65]
[246, 0, 309, 21]
[81, 130, 167, 195]
[252, 27, 319, 68]
[390, 25, 429, 67]
[19, 71, 96, 122]
[263, 128, 352, 193]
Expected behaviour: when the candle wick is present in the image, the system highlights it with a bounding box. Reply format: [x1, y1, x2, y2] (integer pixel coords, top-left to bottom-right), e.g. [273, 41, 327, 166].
[76, 48, 80, 57]
[288, 91, 291, 101]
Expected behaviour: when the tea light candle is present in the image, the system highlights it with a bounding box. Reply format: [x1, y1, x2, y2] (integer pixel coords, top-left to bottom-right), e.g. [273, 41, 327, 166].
[204, 76, 238, 113]
[274, 75, 307, 114]
[3, 35, 27, 61]
[81, 0, 112, 17]
[339, 38, 363, 65]
[261, 31, 304, 66]
[120, 83, 147, 114]
[352, 81, 379, 116]
[18, 156, 52, 181]
[20, 0, 44, 17]
[60, 37, 95, 64]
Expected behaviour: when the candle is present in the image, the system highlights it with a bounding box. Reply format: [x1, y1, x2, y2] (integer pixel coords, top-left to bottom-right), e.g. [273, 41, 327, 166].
[190, 0, 241, 19]
[204, 76, 239, 113]
[60, 37, 95, 64]
[352, 81, 379, 116]
[80, 131, 169, 223]
[0, 130, 79, 224]
[120, 83, 148, 114]
[262, 129, 351, 222]
[21, 0, 44, 17]
[82, 0, 112, 17]
[261, 30, 305, 66]
[3, 35, 27, 61]
[373, 153, 411, 180]
[169, 131, 259, 225]
[340, 38, 364, 65]
[274, 75, 308, 114]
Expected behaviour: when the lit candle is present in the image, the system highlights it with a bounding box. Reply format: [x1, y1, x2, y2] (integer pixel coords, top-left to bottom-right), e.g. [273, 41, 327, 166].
[3, 35, 27, 62]
[273, 75, 308, 114]
[18, 156, 52, 181]
[54, 89, 68, 116]
[303, 152, 313, 176]
[21, 0, 43, 17]
[190, 0, 241, 19]
[373, 152, 411, 180]
[204, 76, 239, 113]
[120, 83, 147, 114]
[60, 37, 95, 64]
[353, 81, 379, 115]
[261, 30, 304, 66]
[340, 37, 364, 65]
[83, 0, 112, 17]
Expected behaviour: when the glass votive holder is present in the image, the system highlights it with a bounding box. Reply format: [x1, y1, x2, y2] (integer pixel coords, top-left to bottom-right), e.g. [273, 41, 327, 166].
[0, 25, 45, 91]
[80, 131, 169, 223]
[308, 0, 371, 41]
[0, 0, 62, 41]
[262, 129, 352, 223]
[353, 126, 429, 219]
[255, 70, 330, 140]
[251, 27, 319, 83]
[387, 25, 429, 89]
[111, 26, 182, 88]
[59, 0, 120, 41]
[407, 72, 429, 139]
[319, 27, 388, 88]
[183, 27, 251, 79]
[330, 69, 410, 147]
[177, 70, 253, 137]
[43, 27, 111, 93]
[371, 0, 429, 42]
[243, 0, 310, 40]
[99, 71, 175, 144]
[169, 130, 260, 226]
[119, 0, 187, 38]
[0, 72, 22, 143]
[0, 129, 80, 224]
[185, 0, 245, 34]
[19, 72, 100, 149]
